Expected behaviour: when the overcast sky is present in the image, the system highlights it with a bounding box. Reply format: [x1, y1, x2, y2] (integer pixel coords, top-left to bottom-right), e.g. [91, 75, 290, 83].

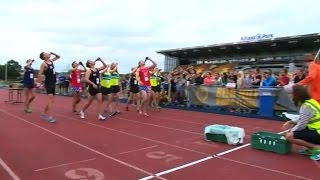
[1, 0, 320, 73]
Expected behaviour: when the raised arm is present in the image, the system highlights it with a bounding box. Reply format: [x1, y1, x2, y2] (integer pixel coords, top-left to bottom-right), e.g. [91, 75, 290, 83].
[24, 59, 34, 69]
[79, 61, 87, 72]
[49, 52, 61, 61]
[100, 64, 110, 74]
[109, 63, 118, 73]
[146, 57, 157, 70]
[96, 58, 107, 71]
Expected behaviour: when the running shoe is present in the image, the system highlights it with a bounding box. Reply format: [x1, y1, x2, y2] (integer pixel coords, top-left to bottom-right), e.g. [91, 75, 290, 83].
[98, 114, 106, 121]
[40, 113, 48, 120]
[310, 153, 320, 161]
[24, 108, 32, 113]
[297, 149, 313, 156]
[80, 111, 85, 119]
[48, 117, 56, 123]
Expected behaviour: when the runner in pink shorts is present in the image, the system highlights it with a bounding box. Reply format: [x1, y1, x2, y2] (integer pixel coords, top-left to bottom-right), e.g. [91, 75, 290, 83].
[69, 61, 86, 113]
[136, 57, 157, 116]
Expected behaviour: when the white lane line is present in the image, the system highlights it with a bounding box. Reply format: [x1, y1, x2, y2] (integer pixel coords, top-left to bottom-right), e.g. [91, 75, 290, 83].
[215, 144, 251, 156]
[119, 145, 159, 155]
[138, 130, 290, 180]
[0, 157, 21, 180]
[34, 158, 96, 172]
[138, 157, 213, 180]
[0, 110, 165, 180]
[218, 156, 312, 180]
[155, 156, 213, 176]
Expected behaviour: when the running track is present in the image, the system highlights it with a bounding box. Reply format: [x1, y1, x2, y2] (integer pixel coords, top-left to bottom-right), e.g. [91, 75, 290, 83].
[0, 89, 318, 180]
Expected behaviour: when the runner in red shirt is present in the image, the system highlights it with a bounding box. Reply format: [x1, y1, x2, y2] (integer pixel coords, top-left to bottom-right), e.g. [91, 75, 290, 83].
[136, 57, 157, 116]
[69, 61, 86, 113]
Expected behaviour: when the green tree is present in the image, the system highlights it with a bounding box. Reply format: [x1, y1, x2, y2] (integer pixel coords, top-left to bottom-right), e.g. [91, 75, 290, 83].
[0, 60, 22, 81]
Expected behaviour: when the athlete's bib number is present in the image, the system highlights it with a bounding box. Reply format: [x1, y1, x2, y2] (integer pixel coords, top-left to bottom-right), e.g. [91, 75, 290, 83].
[96, 78, 99, 84]
[134, 80, 137, 85]
[77, 75, 80, 83]
[30, 73, 33, 79]
[144, 77, 149, 81]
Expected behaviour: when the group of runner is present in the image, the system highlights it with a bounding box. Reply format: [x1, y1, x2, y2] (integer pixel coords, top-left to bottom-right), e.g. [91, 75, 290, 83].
[22, 52, 162, 123]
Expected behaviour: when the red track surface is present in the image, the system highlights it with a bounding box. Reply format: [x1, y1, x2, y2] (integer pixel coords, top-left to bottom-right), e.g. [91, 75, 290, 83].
[0, 89, 318, 180]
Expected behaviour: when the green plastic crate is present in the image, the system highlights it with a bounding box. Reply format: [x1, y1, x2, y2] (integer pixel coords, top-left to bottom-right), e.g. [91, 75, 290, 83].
[251, 131, 292, 154]
[205, 133, 228, 143]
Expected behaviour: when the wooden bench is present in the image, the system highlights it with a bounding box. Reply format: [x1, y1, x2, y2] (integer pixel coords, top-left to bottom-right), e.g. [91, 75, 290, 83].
[5, 88, 24, 104]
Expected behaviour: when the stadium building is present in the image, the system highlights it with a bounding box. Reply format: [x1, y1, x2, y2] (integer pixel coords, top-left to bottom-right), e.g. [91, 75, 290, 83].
[157, 33, 320, 73]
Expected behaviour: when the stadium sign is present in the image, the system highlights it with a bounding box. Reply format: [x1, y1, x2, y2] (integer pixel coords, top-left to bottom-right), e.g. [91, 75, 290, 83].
[240, 34, 273, 42]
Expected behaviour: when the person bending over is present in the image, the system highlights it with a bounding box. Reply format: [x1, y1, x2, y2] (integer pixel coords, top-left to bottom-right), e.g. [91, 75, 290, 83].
[282, 85, 320, 161]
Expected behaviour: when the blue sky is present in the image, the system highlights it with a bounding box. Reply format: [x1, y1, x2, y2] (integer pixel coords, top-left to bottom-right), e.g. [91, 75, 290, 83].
[0, 0, 320, 73]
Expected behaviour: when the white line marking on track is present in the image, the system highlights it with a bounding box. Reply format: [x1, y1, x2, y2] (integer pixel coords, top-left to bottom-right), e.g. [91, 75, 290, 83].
[0, 157, 21, 180]
[155, 156, 213, 176]
[215, 144, 251, 156]
[0, 110, 167, 180]
[218, 157, 312, 180]
[34, 158, 96, 172]
[138, 130, 290, 180]
[119, 145, 159, 155]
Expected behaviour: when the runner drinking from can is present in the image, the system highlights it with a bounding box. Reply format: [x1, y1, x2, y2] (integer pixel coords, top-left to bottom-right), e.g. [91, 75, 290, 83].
[69, 61, 86, 114]
[23, 59, 36, 113]
[150, 68, 161, 111]
[126, 67, 140, 111]
[109, 63, 121, 113]
[37, 52, 61, 123]
[100, 64, 117, 117]
[136, 57, 157, 116]
[79, 58, 107, 120]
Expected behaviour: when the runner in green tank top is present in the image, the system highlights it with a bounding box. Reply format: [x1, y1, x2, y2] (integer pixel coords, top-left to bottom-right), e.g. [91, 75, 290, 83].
[100, 65, 116, 117]
[150, 68, 161, 111]
[109, 63, 121, 114]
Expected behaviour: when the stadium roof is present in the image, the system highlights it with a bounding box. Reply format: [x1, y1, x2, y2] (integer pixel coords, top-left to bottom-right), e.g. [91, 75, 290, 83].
[157, 33, 320, 59]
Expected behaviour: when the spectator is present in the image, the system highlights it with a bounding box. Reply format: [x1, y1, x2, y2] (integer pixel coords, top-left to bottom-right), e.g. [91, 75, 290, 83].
[176, 74, 186, 106]
[236, 71, 244, 89]
[203, 72, 213, 86]
[243, 71, 252, 88]
[251, 67, 262, 88]
[278, 69, 290, 86]
[194, 72, 204, 85]
[221, 72, 228, 85]
[293, 68, 305, 83]
[261, 69, 276, 87]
